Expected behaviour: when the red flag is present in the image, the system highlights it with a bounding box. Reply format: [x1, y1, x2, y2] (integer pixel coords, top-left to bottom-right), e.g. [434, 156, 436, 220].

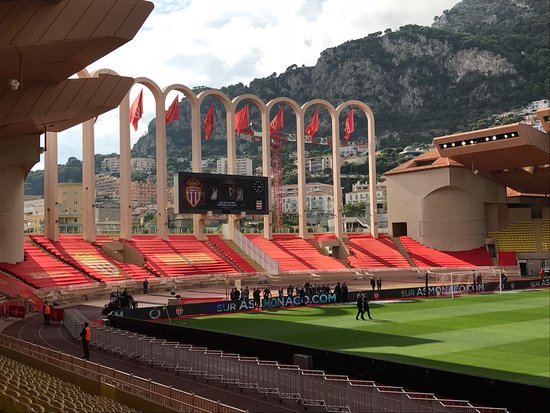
[165, 96, 180, 124]
[130, 89, 143, 131]
[269, 107, 284, 135]
[344, 109, 354, 140]
[305, 109, 319, 141]
[235, 104, 254, 135]
[203, 103, 214, 140]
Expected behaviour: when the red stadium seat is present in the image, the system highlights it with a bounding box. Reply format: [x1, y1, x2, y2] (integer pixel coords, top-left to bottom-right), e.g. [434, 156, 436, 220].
[400, 236, 493, 268]
[247, 234, 347, 272]
[345, 234, 411, 268]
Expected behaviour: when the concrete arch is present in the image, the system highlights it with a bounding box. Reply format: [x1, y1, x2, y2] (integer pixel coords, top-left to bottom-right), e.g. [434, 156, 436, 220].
[266, 97, 308, 238]
[233, 94, 272, 239]
[302, 99, 344, 239]
[336, 100, 377, 238]
[131, 77, 168, 239]
[232, 93, 267, 113]
[197, 89, 232, 111]
[302, 98, 336, 114]
[267, 97, 302, 116]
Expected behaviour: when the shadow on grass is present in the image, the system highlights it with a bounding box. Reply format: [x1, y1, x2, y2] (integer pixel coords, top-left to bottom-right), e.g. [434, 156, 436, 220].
[346, 351, 550, 388]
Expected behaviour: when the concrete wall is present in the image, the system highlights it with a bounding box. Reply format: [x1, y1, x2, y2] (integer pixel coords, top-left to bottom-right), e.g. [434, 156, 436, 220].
[387, 166, 506, 251]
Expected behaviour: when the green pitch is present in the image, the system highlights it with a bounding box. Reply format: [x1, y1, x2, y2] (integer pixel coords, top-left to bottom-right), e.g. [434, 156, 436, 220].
[167, 290, 550, 387]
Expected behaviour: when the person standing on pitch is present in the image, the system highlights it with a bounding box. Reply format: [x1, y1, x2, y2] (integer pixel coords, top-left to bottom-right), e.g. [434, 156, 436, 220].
[362, 293, 373, 319]
[80, 322, 91, 360]
[42, 300, 51, 325]
[342, 283, 349, 303]
[376, 276, 382, 292]
[370, 276, 376, 292]
[356, 292, 364, 320]
[425, 272, 429, 297]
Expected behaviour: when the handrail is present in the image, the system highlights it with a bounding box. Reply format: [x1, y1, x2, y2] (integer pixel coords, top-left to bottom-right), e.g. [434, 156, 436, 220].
[0, 333, 245, 413]
[231, 229, 279, 274]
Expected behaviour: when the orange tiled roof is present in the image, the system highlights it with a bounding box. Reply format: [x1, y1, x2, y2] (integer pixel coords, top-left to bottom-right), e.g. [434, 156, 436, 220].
[385, 148, 465, 176]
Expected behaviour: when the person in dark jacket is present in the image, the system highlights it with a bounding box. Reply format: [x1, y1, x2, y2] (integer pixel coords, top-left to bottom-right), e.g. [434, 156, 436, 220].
[342, 283, 349, 303]
[370, 276, 376, 291]
[362, 293, 372, 320]
[356, 293, 364, 320]
[334, 282, 342, 302]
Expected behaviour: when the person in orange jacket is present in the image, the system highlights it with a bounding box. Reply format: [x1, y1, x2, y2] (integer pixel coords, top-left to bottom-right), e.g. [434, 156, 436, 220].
[80, 322, 91, 360]
[42, 301, 51, 325]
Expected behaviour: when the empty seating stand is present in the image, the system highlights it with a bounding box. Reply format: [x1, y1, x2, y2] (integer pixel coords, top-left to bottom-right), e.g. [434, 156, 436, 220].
[207, 235, 257, 273]
[488, 221, 537, 253]
[0, 354, 137, 413]
[0, 242, 94, 289]
[126, 235, 241, 277]
[31, 235, 149, 283]
[345, 234, 411, 268]
[247, 234, 347, 272]
[400, 236, 493, 268]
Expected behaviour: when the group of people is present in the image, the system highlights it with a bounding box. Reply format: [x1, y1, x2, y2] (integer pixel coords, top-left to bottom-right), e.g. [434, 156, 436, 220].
[370, 276, 383, 292]
[356, 292, 372, 320]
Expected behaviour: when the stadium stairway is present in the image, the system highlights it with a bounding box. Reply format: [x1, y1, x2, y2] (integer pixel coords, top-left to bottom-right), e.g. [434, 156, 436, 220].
[345, 234, 411, 269]
[400, 236, 493, 268]
[207, 235, 258, 273]
[30, 235, 150, 283]
[125, 235, 242, 277]
[247, 234, 347, 272]
[0, 270, 43, 309]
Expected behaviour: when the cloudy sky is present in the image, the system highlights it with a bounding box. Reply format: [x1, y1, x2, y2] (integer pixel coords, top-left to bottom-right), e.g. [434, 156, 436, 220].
[40, 0, 459, 169]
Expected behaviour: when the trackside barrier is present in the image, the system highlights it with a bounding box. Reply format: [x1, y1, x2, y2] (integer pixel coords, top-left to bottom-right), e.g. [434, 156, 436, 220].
[0, 333, 245, 413]
[63, 309, 509, 413]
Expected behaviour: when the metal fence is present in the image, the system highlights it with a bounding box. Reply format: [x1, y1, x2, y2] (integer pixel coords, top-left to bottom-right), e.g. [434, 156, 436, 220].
[63, 309, 508, 413]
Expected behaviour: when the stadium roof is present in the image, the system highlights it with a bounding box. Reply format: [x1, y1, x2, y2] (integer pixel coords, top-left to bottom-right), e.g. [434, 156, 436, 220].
[433, 123, 549, 194]
[0, 0, 153, 139]
[384, 148, 464, 176]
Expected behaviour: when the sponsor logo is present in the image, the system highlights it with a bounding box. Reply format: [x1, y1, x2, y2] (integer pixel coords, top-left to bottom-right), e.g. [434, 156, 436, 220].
[175, 307, 184, 316]
[185, 178, 202, 207]
[149, 309, 161, 319]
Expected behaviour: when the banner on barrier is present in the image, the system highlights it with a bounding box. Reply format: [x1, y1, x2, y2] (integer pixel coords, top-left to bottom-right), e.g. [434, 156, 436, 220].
[111, 277, 550, 320]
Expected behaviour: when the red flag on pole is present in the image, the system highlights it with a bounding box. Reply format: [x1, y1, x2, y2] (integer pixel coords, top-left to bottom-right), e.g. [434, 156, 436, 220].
[344, 109, 355, 140]
[203, 103, 215, 140]
[269, 107, 284, 135]
[305, 109, 319, 141]
[165, 96, 180, 124]
[130, 89, 143, 131]
[235, 104, 254, 135]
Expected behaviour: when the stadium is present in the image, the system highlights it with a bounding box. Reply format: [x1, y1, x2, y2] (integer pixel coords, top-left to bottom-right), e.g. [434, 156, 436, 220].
[0, 1, 549, 413]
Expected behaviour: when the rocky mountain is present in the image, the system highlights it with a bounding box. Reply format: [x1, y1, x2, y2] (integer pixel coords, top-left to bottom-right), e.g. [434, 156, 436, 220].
[133, 0, 549, 157]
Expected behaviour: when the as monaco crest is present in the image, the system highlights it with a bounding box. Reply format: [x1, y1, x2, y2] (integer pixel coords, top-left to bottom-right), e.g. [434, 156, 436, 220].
[186, 178, 202, 208]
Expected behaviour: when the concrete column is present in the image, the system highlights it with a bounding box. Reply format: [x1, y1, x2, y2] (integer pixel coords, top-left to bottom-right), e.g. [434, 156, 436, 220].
[44, 132, 59, 241]
[0, 135, 40, 263]
[261, 111, 272, 239]
[82, 120, 96, 242]
[296, 111, 308, 238]
[226, 107, 238, 239]
[367, 113, 378, 238]
[191, 99, 204, 239]
[119, 93, 132, 240]
[156, 100, 168, 240]
[331, 119, 344, 240]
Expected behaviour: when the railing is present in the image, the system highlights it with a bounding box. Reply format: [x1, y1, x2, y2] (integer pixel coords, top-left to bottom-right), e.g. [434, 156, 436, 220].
[0, 331, 245, 413]
[230, 229, 279, 275]
[63, 309, 508, 413]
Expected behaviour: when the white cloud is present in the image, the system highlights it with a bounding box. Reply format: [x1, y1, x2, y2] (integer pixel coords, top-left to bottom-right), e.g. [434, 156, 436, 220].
[39, 0, 459, 167]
